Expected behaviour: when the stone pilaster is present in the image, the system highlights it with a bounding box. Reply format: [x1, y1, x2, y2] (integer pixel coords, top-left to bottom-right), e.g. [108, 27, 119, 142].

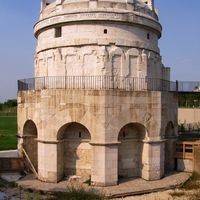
[91, 143, 118, 186]
[142, 139, 165, 180]
[37, 140, 59, 182]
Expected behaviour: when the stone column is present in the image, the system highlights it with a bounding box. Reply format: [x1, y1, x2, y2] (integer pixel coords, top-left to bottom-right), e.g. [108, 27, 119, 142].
[91, 143, 118, 186]
[37, 140, 60, 182]
[142, 140, 165, 180]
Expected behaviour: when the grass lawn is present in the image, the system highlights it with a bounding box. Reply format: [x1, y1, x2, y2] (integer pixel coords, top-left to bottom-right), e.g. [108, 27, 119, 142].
[0, 116, 17, 150]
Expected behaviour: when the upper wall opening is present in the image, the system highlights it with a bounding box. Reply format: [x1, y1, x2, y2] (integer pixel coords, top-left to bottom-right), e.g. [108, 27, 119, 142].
[46, 0, 56, 4]
[41, 0, 57, 11]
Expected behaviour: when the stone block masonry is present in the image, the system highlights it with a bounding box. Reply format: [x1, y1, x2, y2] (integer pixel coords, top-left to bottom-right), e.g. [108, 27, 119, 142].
[18, 89, 177, 185]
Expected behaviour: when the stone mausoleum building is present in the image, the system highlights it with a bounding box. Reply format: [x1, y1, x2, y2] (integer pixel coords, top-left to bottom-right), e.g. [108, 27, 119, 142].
[17, 0, 178, 186]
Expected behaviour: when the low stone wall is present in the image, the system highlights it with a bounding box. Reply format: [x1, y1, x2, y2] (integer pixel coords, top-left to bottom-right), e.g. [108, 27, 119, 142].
[0, 158, 24, 172]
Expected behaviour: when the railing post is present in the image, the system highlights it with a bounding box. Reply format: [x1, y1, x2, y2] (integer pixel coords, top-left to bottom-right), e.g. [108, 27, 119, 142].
[18, 80, 20, 91]
[176, 80, 179, 92]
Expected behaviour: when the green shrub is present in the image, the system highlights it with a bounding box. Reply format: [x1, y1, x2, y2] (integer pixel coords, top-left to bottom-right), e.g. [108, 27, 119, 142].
[34, 192, 42, 200]
[25, 191, 33, 200]
[181, 172, 200, 190]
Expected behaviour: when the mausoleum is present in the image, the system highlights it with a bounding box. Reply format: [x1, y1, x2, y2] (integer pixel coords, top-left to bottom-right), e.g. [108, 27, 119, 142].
[17, 0, 177, 186]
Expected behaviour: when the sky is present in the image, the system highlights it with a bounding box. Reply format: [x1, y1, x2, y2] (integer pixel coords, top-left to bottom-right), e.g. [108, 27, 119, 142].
[0, 0, 200, 102]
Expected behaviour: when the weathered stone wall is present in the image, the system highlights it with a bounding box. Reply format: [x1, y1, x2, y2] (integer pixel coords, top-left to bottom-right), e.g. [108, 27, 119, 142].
[18, 90, 177, 141]
[118, 141, 143, 178]
[65, 141, 91, 179]
[17, 89, 177, 185]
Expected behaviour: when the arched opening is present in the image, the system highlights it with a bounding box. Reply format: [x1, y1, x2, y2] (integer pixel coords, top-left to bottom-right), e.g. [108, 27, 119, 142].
[57, 122, 92, 180]
[118, 123, 146, 179]
[164, 122, 176, 172]
[23, 120, 38, 172]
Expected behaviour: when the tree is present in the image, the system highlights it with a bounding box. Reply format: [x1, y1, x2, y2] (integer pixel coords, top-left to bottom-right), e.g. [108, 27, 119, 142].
[178, 93, 200, 108]
[0, 103, 3, 111]
[4, 99, 17, 107]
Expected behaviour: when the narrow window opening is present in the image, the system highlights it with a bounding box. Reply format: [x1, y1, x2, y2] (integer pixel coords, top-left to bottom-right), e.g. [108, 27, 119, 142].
[147, 33, 150, 39]
[55, 27, 62, 38]
[79, 132, 82, 138]
[104, 29, 107, 34]
[123, 132, 126, 138]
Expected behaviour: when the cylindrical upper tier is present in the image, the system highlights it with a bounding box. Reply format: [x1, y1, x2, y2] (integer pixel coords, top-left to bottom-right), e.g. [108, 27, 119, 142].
[35, 0, 161, 52]
[34, 0, 169, 81]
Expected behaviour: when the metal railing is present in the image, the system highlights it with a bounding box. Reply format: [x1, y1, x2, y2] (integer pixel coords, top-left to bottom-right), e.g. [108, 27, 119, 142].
[18, 76, 200, 92]
[18, 76, 176, 92]
[177, 81, 200, 92]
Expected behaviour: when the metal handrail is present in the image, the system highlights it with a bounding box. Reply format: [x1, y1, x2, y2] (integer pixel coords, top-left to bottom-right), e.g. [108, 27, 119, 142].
[18, 76, 176, 92]
[18, 76, 200, 92]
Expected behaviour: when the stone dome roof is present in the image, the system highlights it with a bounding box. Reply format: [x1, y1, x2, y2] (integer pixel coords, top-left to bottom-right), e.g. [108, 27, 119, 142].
[41, 0, 157, 21]
[36, 0, 161, 39]
[46, 0, 149, 5]
[45, 0, 153, 10]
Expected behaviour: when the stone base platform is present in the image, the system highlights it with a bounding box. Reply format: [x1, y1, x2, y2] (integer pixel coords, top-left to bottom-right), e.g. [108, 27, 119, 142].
[16, 172, 191, 198]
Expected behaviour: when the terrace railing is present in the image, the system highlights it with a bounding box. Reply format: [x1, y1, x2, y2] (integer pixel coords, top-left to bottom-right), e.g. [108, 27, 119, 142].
[177, 81, 200, 92]
[18, 76, 176, 92]
[18, 76, 200, 92]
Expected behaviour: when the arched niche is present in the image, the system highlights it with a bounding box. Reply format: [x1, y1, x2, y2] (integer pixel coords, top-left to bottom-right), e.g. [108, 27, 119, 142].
[57, 122, 92, 180]
[109, 47, 124, 77]
[126, 48, 140, 77]
[23, 120, 38, 172]
[164, 121, 176, 172]
[118, 123, 147, 179]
